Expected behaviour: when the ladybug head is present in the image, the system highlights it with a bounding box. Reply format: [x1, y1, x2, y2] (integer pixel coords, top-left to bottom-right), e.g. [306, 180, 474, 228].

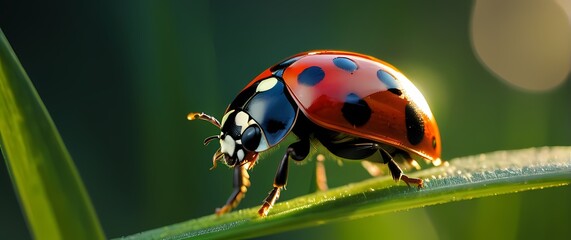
[188, 110, 268, 169]
[188, 77, 298, 169]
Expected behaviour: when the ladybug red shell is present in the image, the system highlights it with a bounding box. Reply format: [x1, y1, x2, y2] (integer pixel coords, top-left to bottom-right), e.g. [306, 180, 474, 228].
[188, 50, 442, 217]
[248, 50, 441, 161]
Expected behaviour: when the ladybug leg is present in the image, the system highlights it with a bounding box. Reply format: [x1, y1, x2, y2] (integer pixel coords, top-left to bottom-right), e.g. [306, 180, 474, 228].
[317, 133, 423, 189]
[393, 149, 421, 170]
[215, 163, 251, 215]
[388, 158, 423, 188]
[258, 140, 309, 217]
[379, 148, 423, 189]
[315, 154, 328, 191]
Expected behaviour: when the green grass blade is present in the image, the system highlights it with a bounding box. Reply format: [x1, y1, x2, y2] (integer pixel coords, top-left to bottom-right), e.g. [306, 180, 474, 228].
[119, 146, 571, 239]
[0, 29, 105, 239]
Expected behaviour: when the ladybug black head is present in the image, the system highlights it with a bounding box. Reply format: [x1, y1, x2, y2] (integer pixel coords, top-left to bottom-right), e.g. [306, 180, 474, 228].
[188, 110, 268, 168]
[188, 77, 298, 169]
[216, 110, 269, 167]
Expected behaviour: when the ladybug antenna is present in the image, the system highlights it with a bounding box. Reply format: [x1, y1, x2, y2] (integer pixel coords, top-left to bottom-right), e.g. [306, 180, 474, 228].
[211, 148, 223, 170]
[203, 135, 220, 146]
[187, 112, 221, 128]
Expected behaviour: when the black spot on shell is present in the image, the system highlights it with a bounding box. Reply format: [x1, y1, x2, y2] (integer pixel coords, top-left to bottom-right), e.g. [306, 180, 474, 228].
[342, 93, 371, 127]
[405, 103, 424, 145]
[387, 88, 403, 96]
[333, 57, 358, 73]
[432, 136, 437, 149]
[298, 66, 325, 86]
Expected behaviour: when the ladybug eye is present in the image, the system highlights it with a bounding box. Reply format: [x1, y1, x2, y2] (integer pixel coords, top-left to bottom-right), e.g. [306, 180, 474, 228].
[241, 125, 261, 152]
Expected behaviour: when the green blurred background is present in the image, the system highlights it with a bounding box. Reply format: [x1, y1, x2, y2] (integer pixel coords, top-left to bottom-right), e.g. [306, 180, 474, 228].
[1, 0, 570, 239]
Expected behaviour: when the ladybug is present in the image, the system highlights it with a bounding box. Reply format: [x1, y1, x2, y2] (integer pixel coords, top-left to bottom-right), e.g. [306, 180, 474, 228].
[188, 50, 441, 217]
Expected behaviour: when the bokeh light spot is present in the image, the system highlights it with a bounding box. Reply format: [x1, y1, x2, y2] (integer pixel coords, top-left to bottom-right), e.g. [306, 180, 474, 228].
[470, 0, 571, 92]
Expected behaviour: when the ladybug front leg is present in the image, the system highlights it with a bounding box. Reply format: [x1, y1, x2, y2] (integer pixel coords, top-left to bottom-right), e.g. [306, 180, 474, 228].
[216, 163, 251, 215]
[258, 140, 309, 217]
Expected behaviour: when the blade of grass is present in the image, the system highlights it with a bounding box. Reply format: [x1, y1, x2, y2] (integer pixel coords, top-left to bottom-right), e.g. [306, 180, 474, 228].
[0, 29, 105, 239]
[118, 146, 571, 240]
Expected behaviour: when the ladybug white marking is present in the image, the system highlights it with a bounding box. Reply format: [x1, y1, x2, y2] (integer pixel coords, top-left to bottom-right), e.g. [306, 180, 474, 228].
[256, 77, 278, 92]
[235, 111, 250, 133]
[220, 109, 235, 127]
[237, 149, 245, 161]
[220, 135, 235, 157]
